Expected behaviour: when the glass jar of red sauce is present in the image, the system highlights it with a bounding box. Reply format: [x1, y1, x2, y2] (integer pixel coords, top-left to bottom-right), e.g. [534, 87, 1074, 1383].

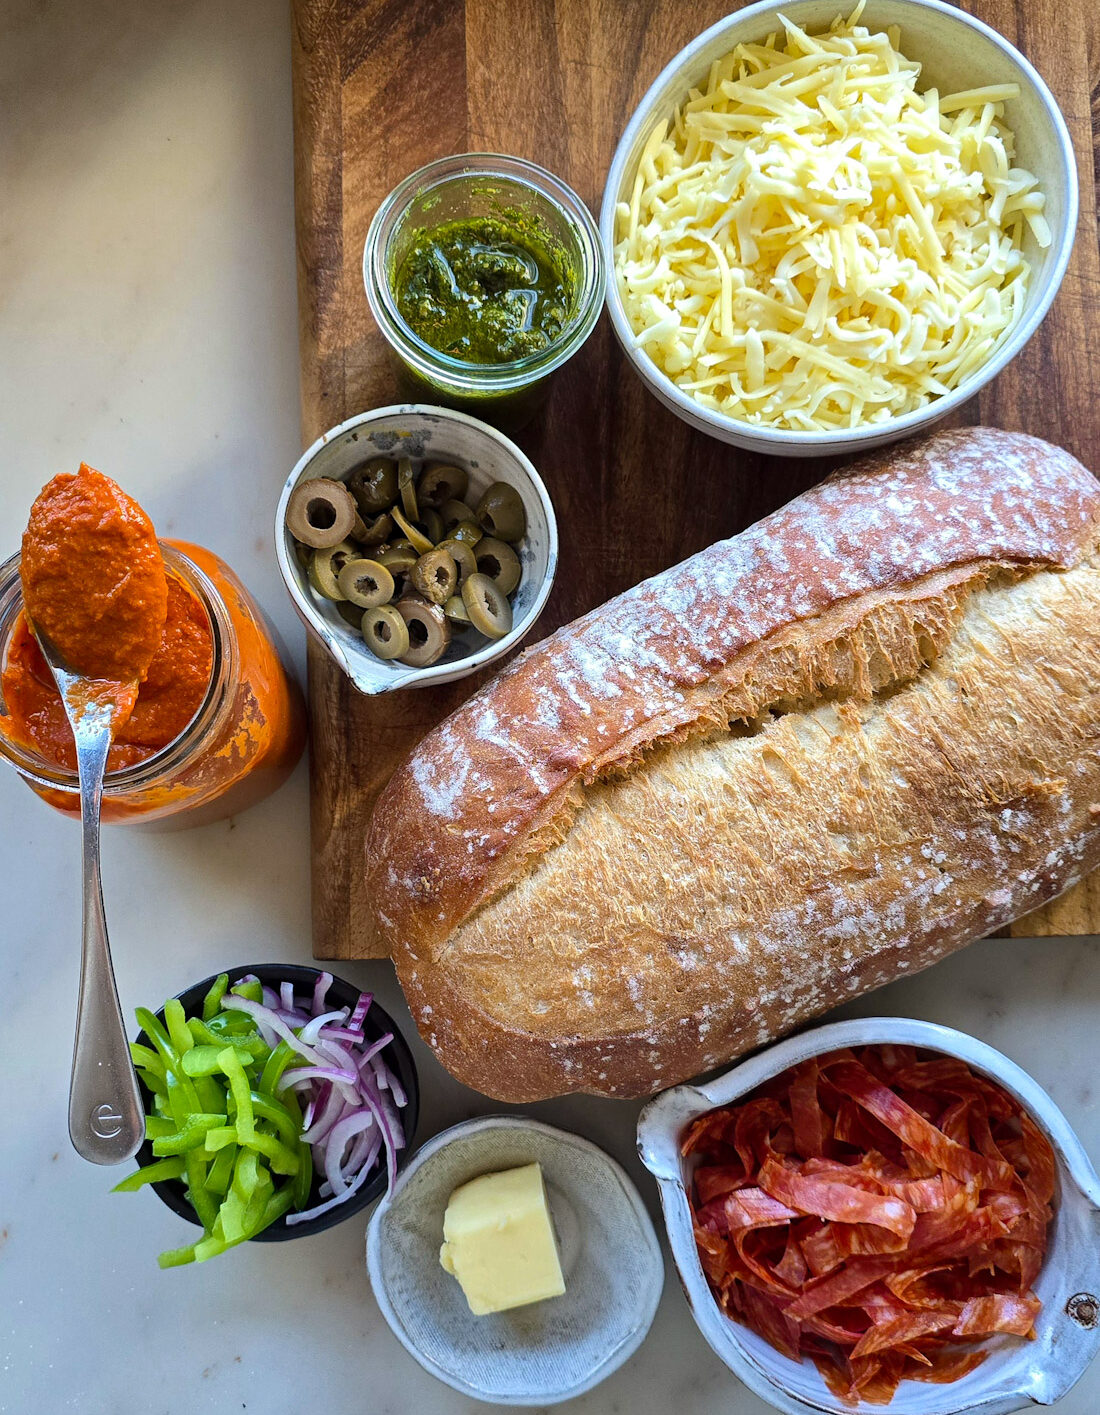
[0, 541, 306, 827]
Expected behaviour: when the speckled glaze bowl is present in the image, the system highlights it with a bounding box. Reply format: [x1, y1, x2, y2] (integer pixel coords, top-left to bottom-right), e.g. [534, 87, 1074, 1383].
[638, 1018, 1100, 1415]
[366, 1116, 664, 1405]
[275, 405, 558, 694]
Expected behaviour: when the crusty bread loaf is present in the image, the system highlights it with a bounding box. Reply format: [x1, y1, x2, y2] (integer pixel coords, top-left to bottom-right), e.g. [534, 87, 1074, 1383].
[367, 429, 1100, 1102]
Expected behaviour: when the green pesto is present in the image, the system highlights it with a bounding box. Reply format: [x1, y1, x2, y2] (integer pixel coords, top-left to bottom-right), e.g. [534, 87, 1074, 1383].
[393, 216, 574, 365]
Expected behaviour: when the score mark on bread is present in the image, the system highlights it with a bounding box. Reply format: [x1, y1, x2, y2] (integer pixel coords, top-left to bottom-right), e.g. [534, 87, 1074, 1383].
[367, 429, 1100, 1102]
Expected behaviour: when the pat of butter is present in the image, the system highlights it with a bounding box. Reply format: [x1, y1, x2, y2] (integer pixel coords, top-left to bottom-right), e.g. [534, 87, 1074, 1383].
[439, 1162, 566, 1316]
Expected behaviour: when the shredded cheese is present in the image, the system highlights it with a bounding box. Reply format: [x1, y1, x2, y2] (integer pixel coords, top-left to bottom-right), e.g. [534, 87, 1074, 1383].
[613, 4, 1049, 432]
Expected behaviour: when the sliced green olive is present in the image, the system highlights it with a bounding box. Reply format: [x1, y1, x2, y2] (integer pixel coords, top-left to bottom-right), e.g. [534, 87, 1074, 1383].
[337, 557, 395, 608]
[287, 479, 358, 549]
[443, 594, 471, 625]
[438, 538, 478, 583]
[450, 520, 483, 547]
[348, 457, 397, 514]
[391, 506, 434, 554]
[410, 548, 457, 606]
[357, 511, 393, 546]
[462, 572, 513, 640]
[336, 599, 365, 629]
[307, 540, 357, 599]
[396, 596, 451, 668]
[474, 537, 522, 596]
[417, 462, 469, 507]
[421, 508, 444, 544]
[377, 544, 418, 575]
[398, 456, 418, 520]
[361, 604, 409, 661]
[293, 540, 312, 573]
[439, 499, 477, 534]
[476, 482, 527, 543]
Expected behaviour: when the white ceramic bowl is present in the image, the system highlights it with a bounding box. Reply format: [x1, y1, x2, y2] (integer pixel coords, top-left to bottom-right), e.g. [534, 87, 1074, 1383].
[366, 1116, 665, 1405]
[637, 1018, 1100, 1415]
[600, 0, 1078, 457]
[274, 405, 558, 694]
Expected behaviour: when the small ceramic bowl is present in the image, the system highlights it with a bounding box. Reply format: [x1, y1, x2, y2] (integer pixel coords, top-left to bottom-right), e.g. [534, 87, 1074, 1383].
[637, 1018, 1100, 1415]
[366, 1116, 665, 1405]
[133, 963, 420, 1241]
[600, 0, 1078, 457]
[275, 405, 558, 694]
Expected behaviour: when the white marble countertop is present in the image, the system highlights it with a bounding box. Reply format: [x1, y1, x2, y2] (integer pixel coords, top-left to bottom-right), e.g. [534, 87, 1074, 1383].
[3, 3, 1098, 1412]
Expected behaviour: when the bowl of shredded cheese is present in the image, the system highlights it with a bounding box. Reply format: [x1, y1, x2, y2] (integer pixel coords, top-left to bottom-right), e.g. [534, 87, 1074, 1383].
[601, 0, 1077, 454]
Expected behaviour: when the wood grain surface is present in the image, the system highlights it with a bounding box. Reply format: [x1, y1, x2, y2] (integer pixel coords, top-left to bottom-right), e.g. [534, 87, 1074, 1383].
[290, 0, 1100, 958]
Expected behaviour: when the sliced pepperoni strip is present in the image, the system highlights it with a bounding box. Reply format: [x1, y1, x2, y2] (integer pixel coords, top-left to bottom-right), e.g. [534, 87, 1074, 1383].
[774, 1227, 810, 1289]
[698, 1186, 800, 1234]
[694, 1163, 750, 1206]
[759, 1157, 917, 1239]
[850, 1309, 958, 1359]
[802, 1219, 908, 1276]
[687, 1044, 1055, 1404]
[1021, 1113, 1056, 1208]
[825, 1059, 1013, 1189]
[733, 1096, 788, 1174]
[910, 1349, 989, 1383]
[789, 1059, 825, 1157]
[737, 1283, 802, 1361]
[953, 1293, 1041, 1337]
[785, 1256, 901, 1320]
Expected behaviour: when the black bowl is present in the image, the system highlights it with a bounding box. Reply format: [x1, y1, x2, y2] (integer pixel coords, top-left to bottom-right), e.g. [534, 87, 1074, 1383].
[133, 962, 420, 1241]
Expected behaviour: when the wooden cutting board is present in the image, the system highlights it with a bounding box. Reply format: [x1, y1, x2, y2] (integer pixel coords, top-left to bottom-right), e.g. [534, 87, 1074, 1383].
[291, 0, 1100, 958]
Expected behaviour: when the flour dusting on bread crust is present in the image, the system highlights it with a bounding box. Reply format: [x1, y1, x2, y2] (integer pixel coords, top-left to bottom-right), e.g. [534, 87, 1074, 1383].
[367, 430, 1100, 1101]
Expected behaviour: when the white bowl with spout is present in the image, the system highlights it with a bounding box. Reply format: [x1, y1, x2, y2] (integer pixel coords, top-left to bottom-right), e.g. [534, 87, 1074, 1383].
[637, 1017, 1100, 1415]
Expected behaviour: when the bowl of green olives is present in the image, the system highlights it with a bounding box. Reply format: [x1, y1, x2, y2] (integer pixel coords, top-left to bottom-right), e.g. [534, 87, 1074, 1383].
[274, 404, 558, 693]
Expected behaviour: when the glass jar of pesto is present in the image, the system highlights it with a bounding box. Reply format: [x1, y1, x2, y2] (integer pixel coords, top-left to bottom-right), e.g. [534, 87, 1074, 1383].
[363, 154, 604, 431]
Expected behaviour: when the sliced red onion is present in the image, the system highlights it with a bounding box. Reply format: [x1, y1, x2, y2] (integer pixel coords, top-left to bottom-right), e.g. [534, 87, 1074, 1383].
[313, 1037, 364, 1076]
[220, 995, 330, 1068]
[221, 976, 408, 1225]
[299, 1080, 345, 1147]
[319, 1026, 365, 1044]
[344, 1122, 379, 1178]
[279, 1064, 358, 1090]
[324, 1111, 376, 1194]
[356, 1070, 401, 1191]
[298, 1008, 349, 1045]
[312, 971, 333, 1014]
[377, 1084, 406, 1154]
[354, 1033, 394, 1068]
[284, 1130, 381, 1226]
[372, 1054, 408, 1109]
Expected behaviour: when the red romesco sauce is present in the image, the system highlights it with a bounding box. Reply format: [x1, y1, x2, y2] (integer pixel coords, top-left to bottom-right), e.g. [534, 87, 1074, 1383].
[3, 574, 214, 772]
[1, 464, 304, 824]
[20, 465, 168, 713]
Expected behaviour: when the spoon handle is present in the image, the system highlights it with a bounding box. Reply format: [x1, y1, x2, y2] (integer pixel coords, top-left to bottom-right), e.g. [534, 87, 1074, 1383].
[68, 719, 144, 1165]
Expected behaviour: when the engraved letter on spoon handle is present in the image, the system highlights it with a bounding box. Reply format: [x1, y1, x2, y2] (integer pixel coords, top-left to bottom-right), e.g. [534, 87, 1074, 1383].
[68, 718, 144, 1165]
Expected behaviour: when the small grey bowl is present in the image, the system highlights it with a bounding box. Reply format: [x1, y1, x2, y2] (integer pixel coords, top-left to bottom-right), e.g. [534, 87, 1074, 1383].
[637, 1018, 1100, 1415]
[600, 0, 1078, 457]
[366, 1115, 665, 1405]
[274, 405, 558, 694]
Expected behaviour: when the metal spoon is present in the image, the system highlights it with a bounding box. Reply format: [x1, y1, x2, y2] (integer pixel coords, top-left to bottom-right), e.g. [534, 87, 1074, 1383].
[35, 629, 144, 1164]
